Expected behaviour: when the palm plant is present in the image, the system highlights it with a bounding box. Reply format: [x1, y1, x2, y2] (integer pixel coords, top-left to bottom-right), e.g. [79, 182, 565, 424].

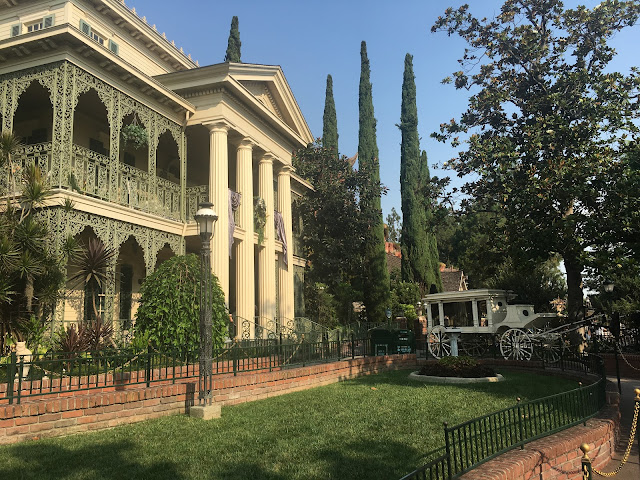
[0, 130, 24, 197]
[69, 237, 116, 322]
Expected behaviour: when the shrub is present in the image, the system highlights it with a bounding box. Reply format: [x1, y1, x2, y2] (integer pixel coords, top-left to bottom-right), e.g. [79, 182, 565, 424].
[135, 254, 227, 352]
[419, 355, 496, 378]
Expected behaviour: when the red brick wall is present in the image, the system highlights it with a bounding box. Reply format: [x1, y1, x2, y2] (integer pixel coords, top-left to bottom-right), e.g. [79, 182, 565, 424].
[457, 405, 619, 480]
[0, 354, 417, 445]
[600, 353, 640, 380]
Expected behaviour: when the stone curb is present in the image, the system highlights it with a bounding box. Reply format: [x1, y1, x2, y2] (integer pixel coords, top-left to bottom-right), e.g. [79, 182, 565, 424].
[407, 371, 505, 384]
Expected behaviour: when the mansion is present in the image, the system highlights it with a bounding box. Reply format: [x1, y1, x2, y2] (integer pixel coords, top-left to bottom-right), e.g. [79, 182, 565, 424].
[0, 0, 313, 339]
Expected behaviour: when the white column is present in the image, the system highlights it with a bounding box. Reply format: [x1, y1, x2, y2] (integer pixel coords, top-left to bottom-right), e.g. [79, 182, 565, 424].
[472, 300, 479, 328]
[257, 153, 276, 335]
[438, 302, 445, 327]
[277, 164, 294, 322]
[426, 303, 433, 330]
[208, 123, 229, 306]
[235, 139, 255, 337]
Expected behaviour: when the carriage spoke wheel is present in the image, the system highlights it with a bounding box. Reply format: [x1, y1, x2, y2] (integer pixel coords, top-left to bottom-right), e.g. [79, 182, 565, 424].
[428, 325, 451, 359]
[460, 335, 488, 357]
[500, 328, 533, 361]
[534, 334, 563, 364]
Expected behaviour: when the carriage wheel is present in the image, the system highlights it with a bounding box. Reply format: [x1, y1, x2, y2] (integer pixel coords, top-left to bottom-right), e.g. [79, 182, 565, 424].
[534, 333, 563, 364]
[500, 328, 533, 361]
[460, 335, 487, 357]
[428, 325, 451, 359]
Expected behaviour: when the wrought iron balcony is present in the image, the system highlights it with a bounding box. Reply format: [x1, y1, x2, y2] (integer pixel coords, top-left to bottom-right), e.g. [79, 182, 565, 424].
[2, 142, 189, 222]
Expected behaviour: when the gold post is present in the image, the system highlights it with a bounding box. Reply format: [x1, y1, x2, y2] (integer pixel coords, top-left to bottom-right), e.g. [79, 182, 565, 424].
[581, 443, 592, 480]
[634, 388, 640, 401]
[580, 443, 591, 460]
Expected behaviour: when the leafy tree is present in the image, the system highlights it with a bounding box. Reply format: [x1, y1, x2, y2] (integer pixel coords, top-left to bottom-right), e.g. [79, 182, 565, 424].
[293, 142, 366, 315]
[389, 270, 420, 320]
[135, 254, 227, 352]
[487, 257, 566, 313]
[224, 16, 241, 63]
[322, 74, 338, 154]
[304, 282, 338, 328]
[358, 41, 390, 322]
[385, 207, 401, 243]
[432, 0, 640, 321]
[399, 54, 442, 294]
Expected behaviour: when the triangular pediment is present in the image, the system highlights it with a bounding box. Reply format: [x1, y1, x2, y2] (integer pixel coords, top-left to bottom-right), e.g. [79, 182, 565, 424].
[228, 64, 313, 143]
[239, 80, 283, 120]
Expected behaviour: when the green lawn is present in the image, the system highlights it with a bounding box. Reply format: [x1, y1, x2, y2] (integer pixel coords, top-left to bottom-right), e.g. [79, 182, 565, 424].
[0, 369, 578, 480]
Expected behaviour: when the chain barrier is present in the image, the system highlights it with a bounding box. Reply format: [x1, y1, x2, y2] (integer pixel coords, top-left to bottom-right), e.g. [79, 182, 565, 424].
[616, 343, 640, 372]
[592, 393, 639, 477]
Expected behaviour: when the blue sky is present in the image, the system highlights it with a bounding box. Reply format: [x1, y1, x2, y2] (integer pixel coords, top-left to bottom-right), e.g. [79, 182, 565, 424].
[129, 0, 639, 220]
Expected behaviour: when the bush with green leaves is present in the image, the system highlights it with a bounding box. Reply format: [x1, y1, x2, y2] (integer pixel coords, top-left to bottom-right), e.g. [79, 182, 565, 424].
[135, 254, 227, 352]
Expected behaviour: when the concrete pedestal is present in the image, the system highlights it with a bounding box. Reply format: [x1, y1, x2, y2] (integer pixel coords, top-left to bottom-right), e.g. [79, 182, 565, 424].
[189, 403, 221, 420]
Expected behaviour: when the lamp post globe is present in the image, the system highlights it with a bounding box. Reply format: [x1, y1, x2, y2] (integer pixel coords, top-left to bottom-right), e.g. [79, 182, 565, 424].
[194, 201, 218, 406]
[195, 201, 218, 242]
[603, 279, 614, 294]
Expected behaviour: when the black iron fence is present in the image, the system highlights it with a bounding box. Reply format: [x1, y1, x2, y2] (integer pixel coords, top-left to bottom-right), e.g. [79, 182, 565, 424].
[400, 354, 607, 480]
[1, 336, 375, 405]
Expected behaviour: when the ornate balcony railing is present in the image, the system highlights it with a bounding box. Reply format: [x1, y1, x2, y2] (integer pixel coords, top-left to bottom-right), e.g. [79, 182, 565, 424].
[4, 142, 185, 222]
[156, 177, 181, 221]
[0, 142, 52, 195]
[186, 185, 208, 221]
[71, 144, 111, 200]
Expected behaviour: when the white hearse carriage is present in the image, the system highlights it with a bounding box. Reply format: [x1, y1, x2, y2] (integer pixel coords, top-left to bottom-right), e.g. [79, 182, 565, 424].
[422, 289, 558, 360]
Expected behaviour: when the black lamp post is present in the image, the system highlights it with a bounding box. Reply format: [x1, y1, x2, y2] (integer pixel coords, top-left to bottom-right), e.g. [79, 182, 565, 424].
[194, 201, 218, 406]
[603, 279, 622, 394]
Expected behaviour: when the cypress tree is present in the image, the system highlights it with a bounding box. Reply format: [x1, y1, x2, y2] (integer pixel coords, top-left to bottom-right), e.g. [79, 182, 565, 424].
[322, 75, 338, 154]
[358, 41, 390, 322]
[399, 53, 442, 293]
[224, 16, 241, 63]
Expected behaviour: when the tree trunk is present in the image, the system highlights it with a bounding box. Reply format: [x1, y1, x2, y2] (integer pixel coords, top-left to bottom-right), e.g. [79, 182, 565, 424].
[564, 255, 584, 323]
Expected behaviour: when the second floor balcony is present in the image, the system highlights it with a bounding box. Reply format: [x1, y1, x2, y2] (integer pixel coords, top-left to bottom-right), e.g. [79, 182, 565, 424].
[1, 141, 208, 223]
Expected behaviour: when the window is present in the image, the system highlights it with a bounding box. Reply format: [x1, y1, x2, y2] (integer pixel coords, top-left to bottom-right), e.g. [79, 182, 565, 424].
[27, 21, 43, 33]
[10, 24, 21, 37]
[91, 30, 105, 45]
[108, 39, 119, 55]
[79, 19, 106, 46]
[25, 15, 54, 33]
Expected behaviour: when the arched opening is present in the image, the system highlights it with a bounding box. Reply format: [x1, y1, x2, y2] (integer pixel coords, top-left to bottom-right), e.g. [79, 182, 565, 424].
[154, 243, 175, 271]
[73, 89, 109, 156]
[72, 90, 110, 199]
[13, 81, 53, 146]
[120, 112, 148, 172]
[116, 236, 146, 339]
[156, 130, 179, 183]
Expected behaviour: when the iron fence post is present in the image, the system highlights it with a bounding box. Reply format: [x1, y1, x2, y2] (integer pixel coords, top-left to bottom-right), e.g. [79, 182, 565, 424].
[580, 443, 592, 480]
[337, 331, 341, 360]
[172, 348, 176, 384]
[560, 346, 565, 371]
[517, 397, 525, 449]
[146, 344, 151, 387]
[443, 422, 452, 480]
[16, 356, 24, 404]
[613, 342, 622, 394]
[232, 343, 238, 376]
[351, 334, 355, 360]
[7, 351, 16, 405]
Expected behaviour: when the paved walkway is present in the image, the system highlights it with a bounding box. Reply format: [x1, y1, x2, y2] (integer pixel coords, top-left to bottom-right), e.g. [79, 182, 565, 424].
[601, 377, 639, 480]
